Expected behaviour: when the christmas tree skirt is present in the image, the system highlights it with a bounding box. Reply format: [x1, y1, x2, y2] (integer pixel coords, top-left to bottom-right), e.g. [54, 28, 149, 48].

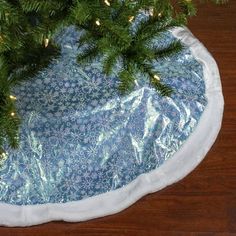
[0, 27, 224, 227]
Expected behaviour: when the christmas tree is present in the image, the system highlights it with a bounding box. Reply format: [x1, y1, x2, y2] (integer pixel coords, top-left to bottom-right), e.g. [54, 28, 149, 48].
[0, 0, 226, 158]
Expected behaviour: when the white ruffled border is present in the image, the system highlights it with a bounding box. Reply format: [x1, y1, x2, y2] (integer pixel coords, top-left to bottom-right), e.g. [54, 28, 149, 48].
[0, 27, 224, 227]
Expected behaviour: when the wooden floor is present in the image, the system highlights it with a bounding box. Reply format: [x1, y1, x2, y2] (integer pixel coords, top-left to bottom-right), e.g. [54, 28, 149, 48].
[1, 2, 236, 235]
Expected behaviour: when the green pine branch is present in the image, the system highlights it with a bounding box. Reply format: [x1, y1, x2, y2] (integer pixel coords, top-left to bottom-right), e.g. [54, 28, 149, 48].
[0, 0, 228, 155]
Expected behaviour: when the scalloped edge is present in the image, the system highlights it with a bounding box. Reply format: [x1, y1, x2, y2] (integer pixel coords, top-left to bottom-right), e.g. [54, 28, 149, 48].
[0, 27, 224, 227]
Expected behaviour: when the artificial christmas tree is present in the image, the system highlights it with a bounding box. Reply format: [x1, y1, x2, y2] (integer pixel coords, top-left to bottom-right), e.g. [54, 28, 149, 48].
[0, 0, 226, 157]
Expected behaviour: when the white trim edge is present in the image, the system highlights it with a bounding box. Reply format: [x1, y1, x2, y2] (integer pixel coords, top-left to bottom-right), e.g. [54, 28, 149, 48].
[0, 27, 224, 227]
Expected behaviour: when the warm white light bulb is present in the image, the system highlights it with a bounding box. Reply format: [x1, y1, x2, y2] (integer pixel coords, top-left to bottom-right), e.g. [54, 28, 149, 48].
[95, 20, 101, 26]
[154, 75, 160, 81]
[128, 16, 134, 22]
[104, 0, 110, 6]
[149, 8, 154, 16]
[44, 38, 49, 47]
[9, 95, 17, 100]
[0, 152, 7, 158]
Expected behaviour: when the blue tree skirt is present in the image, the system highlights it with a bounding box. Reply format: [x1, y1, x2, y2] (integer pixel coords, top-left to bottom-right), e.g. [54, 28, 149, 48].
[0, 27, 224, 226]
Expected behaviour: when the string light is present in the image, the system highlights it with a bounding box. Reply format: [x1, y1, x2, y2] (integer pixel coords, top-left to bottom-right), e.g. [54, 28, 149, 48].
[128, 16, 134, 22]
[95, 19, 101, 26]
[149, 8, 154, 16]
[10, 112, 15, 117]
[44, 38, 49, 47]
[0, 151, 7, 159]
[104, 0, 110, 6]
[9, 95, 17, 100]
[154, 75, 160, 81]
[149, 8, 162, 18]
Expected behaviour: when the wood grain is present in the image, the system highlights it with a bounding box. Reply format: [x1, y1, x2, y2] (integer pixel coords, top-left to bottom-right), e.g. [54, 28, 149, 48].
[0, 1, 236, 235]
